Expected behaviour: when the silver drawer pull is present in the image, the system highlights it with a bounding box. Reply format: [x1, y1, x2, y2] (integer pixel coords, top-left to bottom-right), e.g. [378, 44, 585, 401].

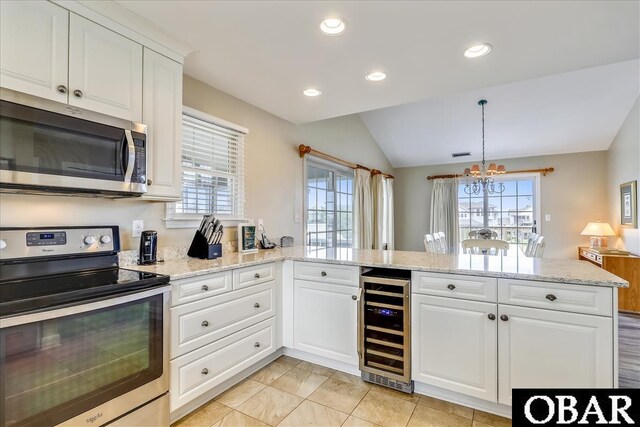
[488, 313, 496, 320]
[57, 85, 67, 93]
[201, 320, 209, 327]
[254, 273, 260, 279]
[73, 89, 83, 98]
[254, 342, 261, 348]
[201, 285, 209, 291]
[201, 368, 209, 375]
[447, 284, 456, 290]
[546, 294, 557, 302]
[321, 271, 327, 277]
[254, 302, 261, 308]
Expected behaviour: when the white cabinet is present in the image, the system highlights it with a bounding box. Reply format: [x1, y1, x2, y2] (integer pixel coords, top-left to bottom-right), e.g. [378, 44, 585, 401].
[497, 304, 613, 406]
[142, 48, 183, 200]
[0, 1, 69, 103]
[68, 14, 143, 122]
[293, 280, 359, 366]
[412, 294, 497, 401]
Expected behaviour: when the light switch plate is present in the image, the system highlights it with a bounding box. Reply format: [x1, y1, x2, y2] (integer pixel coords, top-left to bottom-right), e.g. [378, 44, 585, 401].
[545, 214, 551, 222]
[132, 220, 144, 237]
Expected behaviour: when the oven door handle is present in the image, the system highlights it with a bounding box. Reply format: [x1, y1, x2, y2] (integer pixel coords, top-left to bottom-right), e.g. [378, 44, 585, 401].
[123, 129, 136, 183]
[0, 286, 169, 328]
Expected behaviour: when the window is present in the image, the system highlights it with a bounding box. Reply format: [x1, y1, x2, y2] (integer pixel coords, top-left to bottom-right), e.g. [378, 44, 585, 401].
[458, 175, 539, 251]
[306, 159, 354, 248]
[169, 107, 247, 222]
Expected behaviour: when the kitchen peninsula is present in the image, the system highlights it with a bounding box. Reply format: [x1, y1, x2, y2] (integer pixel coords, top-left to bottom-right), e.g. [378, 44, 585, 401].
[129, 247, 627, 420]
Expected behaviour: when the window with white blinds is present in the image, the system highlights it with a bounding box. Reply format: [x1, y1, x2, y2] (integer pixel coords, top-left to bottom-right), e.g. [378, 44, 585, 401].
[172, 109, 246, 219]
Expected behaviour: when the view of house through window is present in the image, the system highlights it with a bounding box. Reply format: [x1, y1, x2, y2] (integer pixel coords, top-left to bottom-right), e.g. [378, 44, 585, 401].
[458, 176, 538, 251]
[306, 160, 354, 248]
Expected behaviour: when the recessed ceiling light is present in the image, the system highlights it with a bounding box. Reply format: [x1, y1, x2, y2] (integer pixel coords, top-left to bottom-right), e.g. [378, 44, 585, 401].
[365, 71, 387, 82]
[303, 88, 322, 97]
[320, 18, 346, 35]
[464, 43, 492, 58]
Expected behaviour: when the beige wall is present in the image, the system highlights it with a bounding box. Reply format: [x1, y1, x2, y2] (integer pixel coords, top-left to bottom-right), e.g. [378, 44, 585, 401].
[607, 97, 640, 255]
[394, 151, 609, 259]
[0, 75, 392, 250]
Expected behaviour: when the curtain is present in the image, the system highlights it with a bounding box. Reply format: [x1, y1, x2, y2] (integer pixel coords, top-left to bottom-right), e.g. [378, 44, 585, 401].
[354, 168, 373, 249]
[430, 178, 459, 253]
[372, 175, 395, 250]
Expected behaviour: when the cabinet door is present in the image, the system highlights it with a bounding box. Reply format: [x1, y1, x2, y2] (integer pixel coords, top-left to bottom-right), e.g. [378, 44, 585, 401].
[293, 280, 358, 366]
[412, 294, 497, 401]
[498, 304, 613, 406]
[142, 48, 183, 200]
[0, 1, 69, 103]
[68, 13, 142, 121]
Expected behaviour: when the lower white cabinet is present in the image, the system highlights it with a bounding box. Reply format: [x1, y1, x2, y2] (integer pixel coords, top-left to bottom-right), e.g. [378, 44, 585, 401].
[497, 304, 613, 405]
[412, 294, 498, 401]
[293, 279, 359, 366]
[171, 317, 276, 411]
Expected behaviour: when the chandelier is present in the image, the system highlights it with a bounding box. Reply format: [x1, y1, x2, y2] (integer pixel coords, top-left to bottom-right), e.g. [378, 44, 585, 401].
[463, 99, 506, 195]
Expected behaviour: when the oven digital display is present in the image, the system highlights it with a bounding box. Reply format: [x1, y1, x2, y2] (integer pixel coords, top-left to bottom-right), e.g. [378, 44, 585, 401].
[26, 231, 67, 246]
[40, 233, 55, 239]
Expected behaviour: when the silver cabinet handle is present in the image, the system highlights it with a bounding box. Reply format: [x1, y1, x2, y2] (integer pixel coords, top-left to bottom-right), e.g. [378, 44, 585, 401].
[201, 320, 209, 327]
[254, 303, 260, 308]
[488, 313, 496, 320]
[57, 85, 67, 93]
[202, 368, 209, 375]
[201, 285, 209, 291]
[254, 342, 260, 348]
[500, 314, 509, 321]
[73, 89, 83, 98]
[254, 273, 260, 279]
[545, 294, 557, 302]
[351, 295, 357, 300]
[447, 284, 456, 290]
[321, 271, 327, 277]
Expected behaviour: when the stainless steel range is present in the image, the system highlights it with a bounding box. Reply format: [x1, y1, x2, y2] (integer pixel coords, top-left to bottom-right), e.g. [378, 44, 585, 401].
[0, 226, 170, 427]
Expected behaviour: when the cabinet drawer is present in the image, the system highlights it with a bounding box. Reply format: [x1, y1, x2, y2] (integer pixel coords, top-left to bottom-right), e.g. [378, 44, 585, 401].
[294, 262, 359, 287]
[498, 279, 612, 316]
[233, 263, 276, 290]
[171, 271, 232, 307]
[412, 272, 497, 302]
[171, 281, 275, 357]
[170, 318, 276, 412]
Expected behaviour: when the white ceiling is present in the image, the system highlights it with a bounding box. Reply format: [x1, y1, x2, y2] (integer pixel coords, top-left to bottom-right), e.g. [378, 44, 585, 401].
[359, 60, 640, 167]
[117, 1, 639, 124]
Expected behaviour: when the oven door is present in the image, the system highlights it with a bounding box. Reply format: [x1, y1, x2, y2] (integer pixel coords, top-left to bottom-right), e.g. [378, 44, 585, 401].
[0, 286, 169, 427]
[0, 90, 146, 196]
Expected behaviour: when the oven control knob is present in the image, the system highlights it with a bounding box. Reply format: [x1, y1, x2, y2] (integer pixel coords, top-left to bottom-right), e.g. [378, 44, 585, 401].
[0, 240, 6, 250]
[84, 236, 96, 245]
[100, 235, 112, 244]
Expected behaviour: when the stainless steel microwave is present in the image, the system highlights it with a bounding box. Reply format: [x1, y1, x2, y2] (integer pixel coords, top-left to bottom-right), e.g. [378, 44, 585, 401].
[0, 89, 147, 197]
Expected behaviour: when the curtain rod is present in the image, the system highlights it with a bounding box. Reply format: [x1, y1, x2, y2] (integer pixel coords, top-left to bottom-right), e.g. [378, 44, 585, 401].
[426, 167, 555, 180]
[298, 144, 394, 179]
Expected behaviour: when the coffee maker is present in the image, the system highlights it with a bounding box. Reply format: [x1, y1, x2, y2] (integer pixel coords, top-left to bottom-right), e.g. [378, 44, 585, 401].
[138, 230, 158, 265]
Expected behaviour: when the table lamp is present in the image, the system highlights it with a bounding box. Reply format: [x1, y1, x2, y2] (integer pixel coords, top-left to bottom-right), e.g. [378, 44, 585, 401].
[581, 220, 616, 249]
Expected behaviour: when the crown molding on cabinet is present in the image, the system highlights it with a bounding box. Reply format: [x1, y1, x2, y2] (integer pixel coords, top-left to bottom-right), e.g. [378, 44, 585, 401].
[51, 0, 194, 64]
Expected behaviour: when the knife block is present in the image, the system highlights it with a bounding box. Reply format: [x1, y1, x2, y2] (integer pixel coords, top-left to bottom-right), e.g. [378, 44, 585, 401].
[187, 231, 223, 259]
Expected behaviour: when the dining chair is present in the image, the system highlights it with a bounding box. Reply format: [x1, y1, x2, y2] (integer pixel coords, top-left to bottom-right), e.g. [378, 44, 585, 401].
[531, 236, 545, 258]
[424, 234, 437, 253]
[468, 229, 498, 239]
[436, 232, 447, 253]
[524, 233, 539, 257]
[461, 239, 509, 255]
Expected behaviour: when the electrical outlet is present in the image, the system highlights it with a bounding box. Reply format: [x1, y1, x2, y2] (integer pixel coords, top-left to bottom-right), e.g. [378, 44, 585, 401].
[545, 214, 551, 222]
[257, 218, 264, 232]
[132, 220, 144, 237]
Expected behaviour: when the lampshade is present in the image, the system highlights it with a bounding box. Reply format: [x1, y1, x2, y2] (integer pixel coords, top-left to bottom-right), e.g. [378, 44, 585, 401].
[581, 221, 616, 237]
[470, 164, 480, 173]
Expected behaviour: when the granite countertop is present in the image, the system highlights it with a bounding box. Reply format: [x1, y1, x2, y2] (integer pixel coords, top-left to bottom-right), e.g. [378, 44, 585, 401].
[127, 246, 629, 288]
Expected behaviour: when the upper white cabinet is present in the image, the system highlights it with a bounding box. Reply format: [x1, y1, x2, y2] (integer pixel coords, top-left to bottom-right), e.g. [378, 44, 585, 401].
[497, 304, 613, 406]
[412, 294, 497, 402]
[142, 48, 183, 200]
[69, 14, 143, 122]
[293, 279, 359, 366]
[0, 1, 69, 103]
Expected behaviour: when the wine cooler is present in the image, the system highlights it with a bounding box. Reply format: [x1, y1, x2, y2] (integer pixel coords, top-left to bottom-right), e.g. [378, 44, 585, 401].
[359, 268, 413, 393]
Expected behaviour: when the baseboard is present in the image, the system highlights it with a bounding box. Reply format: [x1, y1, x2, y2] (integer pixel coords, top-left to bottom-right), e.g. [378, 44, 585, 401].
[282, 348, 361, 376]
[413, 382, 512, 419]
[169, 348, 284, 423]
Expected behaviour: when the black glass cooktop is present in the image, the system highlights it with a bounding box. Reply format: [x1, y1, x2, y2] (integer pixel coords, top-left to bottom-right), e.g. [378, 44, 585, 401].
[0, 267, 169, 317]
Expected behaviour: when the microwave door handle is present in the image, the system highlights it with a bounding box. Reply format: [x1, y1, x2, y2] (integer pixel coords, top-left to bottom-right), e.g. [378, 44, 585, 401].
[123, 130, 135, 183]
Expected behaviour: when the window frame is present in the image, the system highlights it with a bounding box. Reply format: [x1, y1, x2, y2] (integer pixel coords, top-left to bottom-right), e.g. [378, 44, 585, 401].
[303, 156, 355, 249]
[165, 106, 248, 229]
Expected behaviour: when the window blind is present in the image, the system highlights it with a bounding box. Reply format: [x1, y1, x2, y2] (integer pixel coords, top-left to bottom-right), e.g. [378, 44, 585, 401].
[174, 112, 246, 218]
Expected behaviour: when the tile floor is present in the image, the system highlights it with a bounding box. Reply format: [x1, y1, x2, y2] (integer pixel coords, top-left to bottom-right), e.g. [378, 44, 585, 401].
[173, 356, 512, 427]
